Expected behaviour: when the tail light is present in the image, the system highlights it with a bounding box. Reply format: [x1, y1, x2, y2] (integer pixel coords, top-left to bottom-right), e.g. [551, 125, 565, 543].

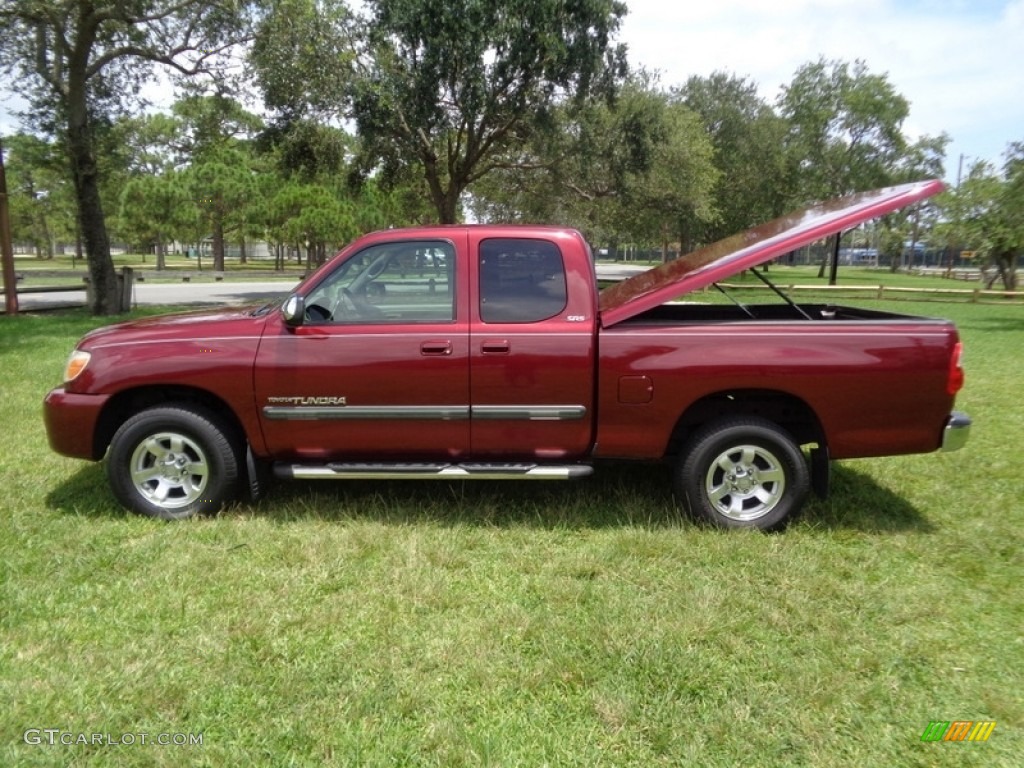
[947, 341, 964, 395]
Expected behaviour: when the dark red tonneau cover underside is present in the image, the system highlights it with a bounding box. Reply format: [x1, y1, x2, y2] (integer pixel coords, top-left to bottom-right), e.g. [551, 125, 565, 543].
[598, 179, 944, 327]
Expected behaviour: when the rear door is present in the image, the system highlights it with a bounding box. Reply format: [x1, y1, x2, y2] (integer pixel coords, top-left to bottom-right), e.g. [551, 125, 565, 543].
[254, 235, 470, 461]
[468, 233, 596, 459]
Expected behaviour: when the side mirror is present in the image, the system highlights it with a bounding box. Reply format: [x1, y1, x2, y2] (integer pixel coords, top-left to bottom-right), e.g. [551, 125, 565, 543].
[281, 294, 305, 327]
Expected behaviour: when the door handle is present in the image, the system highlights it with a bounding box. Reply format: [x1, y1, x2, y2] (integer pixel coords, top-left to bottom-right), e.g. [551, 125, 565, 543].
[481, 340, 510, 354]
[420, 340, 452, 356]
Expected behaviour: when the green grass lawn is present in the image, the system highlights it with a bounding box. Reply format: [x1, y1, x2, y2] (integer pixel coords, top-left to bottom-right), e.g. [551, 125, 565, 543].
[1, 300, 1021, 766]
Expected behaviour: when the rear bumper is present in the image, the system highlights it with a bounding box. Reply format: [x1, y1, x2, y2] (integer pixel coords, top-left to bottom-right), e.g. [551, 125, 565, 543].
[43, 387, 110, 460]
[941, 411, 972, 452]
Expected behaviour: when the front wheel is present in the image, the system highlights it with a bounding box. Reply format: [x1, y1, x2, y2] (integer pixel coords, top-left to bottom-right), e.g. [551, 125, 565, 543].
[675, 417, 809, 531]
[107, 405, 241, 520]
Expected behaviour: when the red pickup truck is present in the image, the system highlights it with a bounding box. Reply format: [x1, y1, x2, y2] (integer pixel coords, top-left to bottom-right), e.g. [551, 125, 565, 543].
[44, 180, 969, 529]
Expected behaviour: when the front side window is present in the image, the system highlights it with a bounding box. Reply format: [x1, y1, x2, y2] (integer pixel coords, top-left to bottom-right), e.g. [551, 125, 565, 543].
[304, 241, 455, 324]
[479, 239, 567, 323]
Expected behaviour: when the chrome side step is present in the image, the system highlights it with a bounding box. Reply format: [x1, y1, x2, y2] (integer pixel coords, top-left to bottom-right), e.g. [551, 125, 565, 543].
[274, 462, 594, 481]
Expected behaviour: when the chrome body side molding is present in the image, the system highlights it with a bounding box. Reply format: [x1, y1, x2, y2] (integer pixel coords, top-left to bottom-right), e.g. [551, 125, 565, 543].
[263, 404, 587, 422]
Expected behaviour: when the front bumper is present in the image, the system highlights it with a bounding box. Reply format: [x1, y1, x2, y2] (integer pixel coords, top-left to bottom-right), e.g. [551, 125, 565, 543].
[43, 387, 110, 460]
[941, 411, 972, 452]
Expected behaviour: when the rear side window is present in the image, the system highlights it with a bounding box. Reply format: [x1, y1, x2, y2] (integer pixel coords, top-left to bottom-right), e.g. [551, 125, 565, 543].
[479, 238, 567, 323]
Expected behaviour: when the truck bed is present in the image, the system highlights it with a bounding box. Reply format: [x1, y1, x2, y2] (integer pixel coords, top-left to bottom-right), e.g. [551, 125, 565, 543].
[614, 302, 927, 325]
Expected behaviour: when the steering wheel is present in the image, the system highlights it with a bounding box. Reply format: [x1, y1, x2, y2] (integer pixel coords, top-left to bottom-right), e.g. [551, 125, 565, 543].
[338, 287, 359, 316]
[304, 286, 386, 323]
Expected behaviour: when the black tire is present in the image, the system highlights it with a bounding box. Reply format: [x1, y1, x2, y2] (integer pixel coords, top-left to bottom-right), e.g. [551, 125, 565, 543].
[675, 417, 809, 531]
[106, 405, 241, 520]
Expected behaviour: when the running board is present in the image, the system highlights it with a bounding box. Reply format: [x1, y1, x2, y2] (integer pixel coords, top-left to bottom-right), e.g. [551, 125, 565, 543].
[274, 462, 594, 481]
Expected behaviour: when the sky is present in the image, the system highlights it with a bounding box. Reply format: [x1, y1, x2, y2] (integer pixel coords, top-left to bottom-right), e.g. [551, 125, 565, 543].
[619, 0, 1024, 180]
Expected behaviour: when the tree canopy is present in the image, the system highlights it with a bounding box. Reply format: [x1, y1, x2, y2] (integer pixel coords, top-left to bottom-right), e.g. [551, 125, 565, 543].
[2, 0, 1020, 313]
[252, 0, 629, 224]
[938, 147, 1024, 290]
[674, 72, 788, 243]
[778, 58, 910, 201]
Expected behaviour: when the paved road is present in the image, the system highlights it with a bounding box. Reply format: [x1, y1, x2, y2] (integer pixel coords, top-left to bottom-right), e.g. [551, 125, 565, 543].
[7, 279, 301, 313]
[6, 263, 650, 313]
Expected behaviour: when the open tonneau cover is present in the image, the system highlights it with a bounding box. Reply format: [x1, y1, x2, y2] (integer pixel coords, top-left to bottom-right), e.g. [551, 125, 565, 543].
[598, 179, 944, 328]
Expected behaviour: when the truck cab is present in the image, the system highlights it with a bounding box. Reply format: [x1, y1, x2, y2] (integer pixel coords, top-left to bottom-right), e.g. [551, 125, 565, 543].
[256, 226, 599, 463]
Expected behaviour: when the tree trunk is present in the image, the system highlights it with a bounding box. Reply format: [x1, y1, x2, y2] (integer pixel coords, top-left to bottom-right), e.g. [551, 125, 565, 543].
[439, 188, 460, 225]
[66, 106, 119, 314]
[995, 252, 1018, 291]
[30, 189, 54, 259]
[423, 156, 461, 224]
[212, 215, 225, 271]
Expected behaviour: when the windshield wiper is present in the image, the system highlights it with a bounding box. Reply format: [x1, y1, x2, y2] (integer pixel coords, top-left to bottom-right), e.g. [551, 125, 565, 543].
[251, 301, 279, 317]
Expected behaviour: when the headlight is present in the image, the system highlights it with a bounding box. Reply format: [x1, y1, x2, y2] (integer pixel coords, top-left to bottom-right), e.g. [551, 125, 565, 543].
[63, 350, 92, 383]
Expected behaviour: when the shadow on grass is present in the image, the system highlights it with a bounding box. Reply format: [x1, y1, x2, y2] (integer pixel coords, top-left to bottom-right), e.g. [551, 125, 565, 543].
[958, 314, 1024, 334]
[46, 460, 933, 533]
[44, 462, 129, 519]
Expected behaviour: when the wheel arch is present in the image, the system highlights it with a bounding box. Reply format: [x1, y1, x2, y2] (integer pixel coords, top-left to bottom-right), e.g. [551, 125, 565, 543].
[93, 386, 248, 460]
[667, 389, 825, 455]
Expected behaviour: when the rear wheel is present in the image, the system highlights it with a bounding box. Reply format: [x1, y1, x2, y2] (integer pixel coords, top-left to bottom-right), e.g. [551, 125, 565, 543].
[107, 405, 240, 520]
[676, 417, 809, 531]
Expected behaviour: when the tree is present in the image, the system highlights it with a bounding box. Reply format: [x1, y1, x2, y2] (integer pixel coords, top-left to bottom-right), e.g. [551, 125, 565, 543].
[0, 0, 254, 313]
[942, 146, 1024, 290]
[171, 94, 265, 163]
[265, 181, 358, 270]
[340, 0, 627, 223]
[674, 72, 789, 243]
[884, 133, 949, 272]
[257, 119, 354, 183]
[994, 143, 1024, 290]
[118, 171, 191, 269]
[115, 113, 182, 176]
[485, 75, 682, 238]
[631, 100, 717, 258]
[778, 59, 915, 280]
[250, 0, 354, 124]
[170, 96, 263, 270]
[184, 146, 257, 272]
[1, 133, 75, 258]
[468, 75, 717, 256]
[778, 58, 909, 203]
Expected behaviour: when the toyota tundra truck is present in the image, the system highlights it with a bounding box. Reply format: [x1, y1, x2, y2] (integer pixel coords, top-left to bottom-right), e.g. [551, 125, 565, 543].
[43, 180, 970, 530]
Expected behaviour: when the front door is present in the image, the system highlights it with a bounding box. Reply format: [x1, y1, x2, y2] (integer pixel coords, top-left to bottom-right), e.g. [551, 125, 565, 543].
[254, 237, 470, 461]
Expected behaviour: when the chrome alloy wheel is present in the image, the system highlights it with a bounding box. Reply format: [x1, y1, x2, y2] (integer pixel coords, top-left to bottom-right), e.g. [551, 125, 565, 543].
[129, 431, 210, 510]
[704, 444, 786, 522]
